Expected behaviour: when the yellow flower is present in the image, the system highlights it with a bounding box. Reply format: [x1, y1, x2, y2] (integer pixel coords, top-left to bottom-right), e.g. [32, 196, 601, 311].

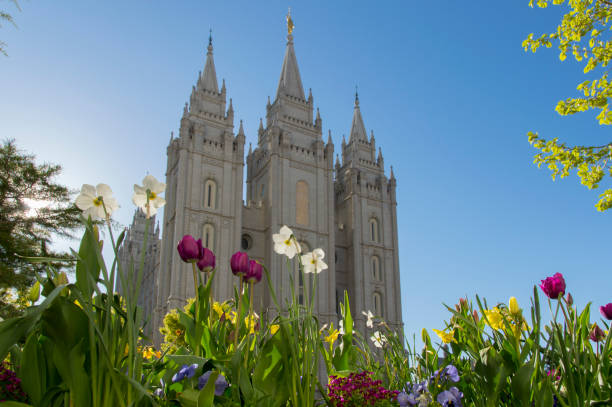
[155, 350, 162, 358]
[142, 346, 154, 359]
[244, 314, 259, 334]
[432, 328, 456, 344]
[270, 324, 280, 335]
[325, 328, 340, 346]
[509, 297, 520, 315]
[213, 302, 224, 317]
[484, 307, 504, 330]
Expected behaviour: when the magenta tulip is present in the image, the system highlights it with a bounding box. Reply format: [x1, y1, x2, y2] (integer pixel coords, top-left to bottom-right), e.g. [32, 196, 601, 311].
[600, 303, 612, 320]
[589, 323, 605, 342]
[245, 259, 263, 284]
[197, 248, 216, 272]
[177, 235, 203, 263]
[230, 251, 249, 277]
[539, 273, 566, 299]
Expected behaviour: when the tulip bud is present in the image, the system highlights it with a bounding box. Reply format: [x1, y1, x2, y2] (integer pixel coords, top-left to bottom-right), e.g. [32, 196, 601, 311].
[177, 235, 203, 263]
[509, 297, 520, 315]
[245, 260, 263, 284]
[459, 298, 468, 310]
[28, 281, 41, 303]
[472, 310, 479, 323]
[230, 251, 250, 278]
[565, 293, 573, 306]
[197, 248, 215, 272]
[589, 323, 605, 343]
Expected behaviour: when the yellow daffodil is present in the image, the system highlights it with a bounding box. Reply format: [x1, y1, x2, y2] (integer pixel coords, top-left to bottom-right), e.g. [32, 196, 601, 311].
[432, 328, 456, 344]
[484, 307, 504, 330]
[270, 324, 280, 335]
[142, 347, 154, 359]
[509, 297, 520, 315]
[244, 313, 259, 334]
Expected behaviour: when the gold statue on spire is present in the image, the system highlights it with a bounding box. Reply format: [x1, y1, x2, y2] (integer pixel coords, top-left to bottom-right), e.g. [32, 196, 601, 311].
[286, 8, 294, 35]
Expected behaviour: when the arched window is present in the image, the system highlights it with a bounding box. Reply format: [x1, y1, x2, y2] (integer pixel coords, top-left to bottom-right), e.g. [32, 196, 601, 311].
[204, 179, 217, 209]
[369, 218, 380, 242]
[296, 181, 309, 226]
[372, 256, 381, 281]
[373, 292, 383, 317]
[203, 224, 215, 249]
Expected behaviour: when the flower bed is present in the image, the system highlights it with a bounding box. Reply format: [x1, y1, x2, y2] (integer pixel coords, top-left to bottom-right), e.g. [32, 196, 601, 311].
[0, 176, 610, 406]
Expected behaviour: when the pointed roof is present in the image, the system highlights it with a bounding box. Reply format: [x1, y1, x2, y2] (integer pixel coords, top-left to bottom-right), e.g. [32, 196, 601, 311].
[201, 34, 219, 93]
[349, 91, 367, 142]
[276, 34, 305, 100]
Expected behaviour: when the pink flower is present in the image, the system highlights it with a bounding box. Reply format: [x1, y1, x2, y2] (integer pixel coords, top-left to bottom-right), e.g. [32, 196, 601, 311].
[539, 273, 566, 299]
[600, 303, 612, 320]
[177, 235, 203, 263]
[589, 323, 605, 342]
[197, 248, 215, 272]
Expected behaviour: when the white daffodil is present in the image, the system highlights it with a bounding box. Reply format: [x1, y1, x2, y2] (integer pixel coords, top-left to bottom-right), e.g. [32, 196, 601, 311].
[75, 183, 119, 219]
[370, 331, 387, 348]
[272, 225, 301, 259]
[132, 174, 166, 218]
[362, 310, 375, 328]
[301, 248, 328, 274]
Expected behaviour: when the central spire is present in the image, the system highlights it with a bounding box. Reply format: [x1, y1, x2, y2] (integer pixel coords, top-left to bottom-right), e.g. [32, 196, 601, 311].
[200, 30, 219, 93]
[350, 89, 367, 142]
[275, 11, 305, 100]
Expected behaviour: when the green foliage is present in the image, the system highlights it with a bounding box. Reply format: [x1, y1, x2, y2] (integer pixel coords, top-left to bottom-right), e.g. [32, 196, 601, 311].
[0, 139, 81, 319]
[524, 0, 612, 211]
[0, 0, 19, 56]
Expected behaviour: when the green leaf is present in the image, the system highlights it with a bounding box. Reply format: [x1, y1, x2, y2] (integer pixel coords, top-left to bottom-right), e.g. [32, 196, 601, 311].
[197, 370, 219, 407]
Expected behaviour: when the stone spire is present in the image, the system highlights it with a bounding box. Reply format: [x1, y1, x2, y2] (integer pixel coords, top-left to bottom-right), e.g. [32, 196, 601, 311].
[349, 90, 367, 142]
[238, 119, 245, 137]
[201, 31, 219, 93]
[275, 24, 305, 100]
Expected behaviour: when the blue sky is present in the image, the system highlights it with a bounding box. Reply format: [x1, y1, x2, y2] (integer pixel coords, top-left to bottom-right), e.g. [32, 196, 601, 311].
[1, 1, 610, 343]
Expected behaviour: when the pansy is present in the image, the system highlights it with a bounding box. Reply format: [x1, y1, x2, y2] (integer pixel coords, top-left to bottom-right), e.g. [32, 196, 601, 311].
[132, 174, 166, 218]
[437, 386, 463, 407]
[301, 248, 328, 274]
[272, 225, 301, 258]
[75, 183, 119, 219]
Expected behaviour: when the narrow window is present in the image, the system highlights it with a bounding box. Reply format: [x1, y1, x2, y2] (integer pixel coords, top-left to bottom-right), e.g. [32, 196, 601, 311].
[203, 224, 215, 249]
[369, 218, 380, 242]
[372, 256, 381, 281]
[204, 179, 217, 209]
[373, 292, 383, 317]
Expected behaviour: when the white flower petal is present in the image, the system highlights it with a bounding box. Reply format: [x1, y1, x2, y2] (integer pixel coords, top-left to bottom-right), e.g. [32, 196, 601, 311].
[274, 242, 286, 254]
[313, 248, 325, 260]
[96, 183, 114, 199]
[134, 184, 146, 195]
[75, 194, 94, 211]
[80, 184, 97, 197]
[285, 244, 297, 259]
[94, 204, 107, 220]
[152, 196, 166, 209]
[316, 260, 328, 273]
[279, 225, 293, 236]
[132, 193, 147, 207]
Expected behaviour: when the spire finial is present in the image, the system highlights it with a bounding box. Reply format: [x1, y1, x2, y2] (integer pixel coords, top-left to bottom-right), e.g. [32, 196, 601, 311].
[355, 85, 359, 107]
[286, 8, 294, 35]
[209, 29, 213, 46]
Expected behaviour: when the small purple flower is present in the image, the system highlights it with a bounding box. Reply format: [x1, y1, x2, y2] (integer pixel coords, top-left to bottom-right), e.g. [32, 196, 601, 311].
[198, 371, 228, 396]
[230, 251, 249, 277]
[177, 235, 203, 263]
[197, 247, 216, 272]
[600, 303, 612, 320]
[437, 386, 463, 406]
[397, 391, 415, 407]
[153, 388, 163, 397]
[172, 364, 198, 382]
[443, 365, 460, 382]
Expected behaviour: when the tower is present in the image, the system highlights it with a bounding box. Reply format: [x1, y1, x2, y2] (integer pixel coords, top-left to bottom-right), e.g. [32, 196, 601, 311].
[334, 92, 403, 333]
[154, 35, 245, 338]
[243, 22, 337, 323]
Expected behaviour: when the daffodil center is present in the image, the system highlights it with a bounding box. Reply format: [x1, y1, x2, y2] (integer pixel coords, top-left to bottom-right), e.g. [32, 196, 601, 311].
[310, 259, 316, 265]
[284, 239, 291, 246]
[147, 189, 157, 200]
[93, 197, 103, 207]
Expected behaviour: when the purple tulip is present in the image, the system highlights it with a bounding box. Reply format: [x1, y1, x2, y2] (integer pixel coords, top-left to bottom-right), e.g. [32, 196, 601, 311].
[539, 273, 566, 299]
[589, 323, 605, 342]
[197, 248, 216, 272]
[177, 235, 203, 263]
[600, 303, 612, 320]
[245, 259, 263, 284]
[230, 251, 249, 277]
